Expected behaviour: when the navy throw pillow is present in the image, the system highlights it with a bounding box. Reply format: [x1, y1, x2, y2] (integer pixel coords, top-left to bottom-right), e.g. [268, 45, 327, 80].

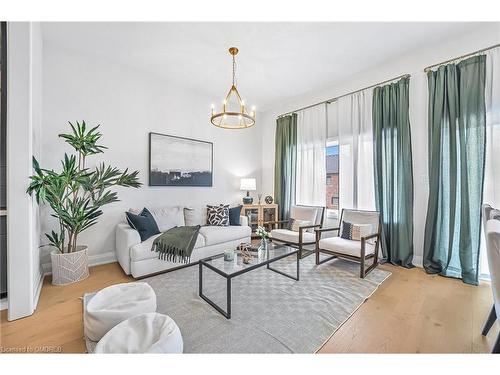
[229, 205, 242, 226]
[125, 208, 160, 241]
[340, 221, 353, 240]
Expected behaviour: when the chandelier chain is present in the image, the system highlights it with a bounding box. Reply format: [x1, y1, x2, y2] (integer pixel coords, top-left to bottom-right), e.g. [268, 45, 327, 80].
[232, 54, 237, 86]
[210, 47, 254, 129]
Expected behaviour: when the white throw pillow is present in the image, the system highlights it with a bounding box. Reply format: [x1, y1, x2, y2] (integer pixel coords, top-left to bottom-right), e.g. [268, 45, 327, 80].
[290, 206, 319, 232]
[184, 207, 203, 226]
[290, 219, 312, 232]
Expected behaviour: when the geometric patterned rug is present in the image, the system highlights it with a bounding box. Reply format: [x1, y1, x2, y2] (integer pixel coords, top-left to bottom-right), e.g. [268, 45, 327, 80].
[85, 255, 390, 353]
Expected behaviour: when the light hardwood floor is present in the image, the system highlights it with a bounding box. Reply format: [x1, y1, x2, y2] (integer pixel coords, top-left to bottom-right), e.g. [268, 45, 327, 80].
[0, 262, 497, 353]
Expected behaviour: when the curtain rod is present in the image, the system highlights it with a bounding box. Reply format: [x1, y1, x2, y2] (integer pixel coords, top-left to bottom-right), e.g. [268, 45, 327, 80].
[277, 73, 410, 118]
[424, 42, 500, 72]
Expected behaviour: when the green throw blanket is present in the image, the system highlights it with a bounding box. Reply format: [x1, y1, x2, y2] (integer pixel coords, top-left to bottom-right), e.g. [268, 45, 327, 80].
[151, 225, 201, 263]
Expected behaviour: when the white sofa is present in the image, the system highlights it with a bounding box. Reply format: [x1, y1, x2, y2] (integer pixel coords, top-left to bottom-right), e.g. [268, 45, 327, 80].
[116, 206, 251, 278]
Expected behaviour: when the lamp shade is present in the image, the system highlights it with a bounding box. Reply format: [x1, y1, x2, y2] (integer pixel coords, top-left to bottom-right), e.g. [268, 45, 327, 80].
[240, 178, 256, 191]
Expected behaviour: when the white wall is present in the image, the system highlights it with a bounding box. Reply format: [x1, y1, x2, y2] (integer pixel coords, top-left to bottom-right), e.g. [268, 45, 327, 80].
[260, 23, 500, 267]
[6, 22, 43, 320]
[40, 43, 263, 267]
[31, 22, 44, 308]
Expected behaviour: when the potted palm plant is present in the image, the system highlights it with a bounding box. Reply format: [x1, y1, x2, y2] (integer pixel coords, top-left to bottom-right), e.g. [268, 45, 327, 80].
[27, 121, 141, 285]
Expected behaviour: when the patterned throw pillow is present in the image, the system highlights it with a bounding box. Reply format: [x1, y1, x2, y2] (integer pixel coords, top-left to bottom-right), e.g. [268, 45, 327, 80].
[491, 209, 500, 220]
[341, 221, 354, 240]
[340, 221, 373, 241]
[206, 204, 230, 226]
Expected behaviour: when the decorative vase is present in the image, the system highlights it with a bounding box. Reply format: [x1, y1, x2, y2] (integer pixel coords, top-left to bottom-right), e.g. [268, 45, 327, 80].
[258, 237, 268, 259]
[50, 245, 89, 286]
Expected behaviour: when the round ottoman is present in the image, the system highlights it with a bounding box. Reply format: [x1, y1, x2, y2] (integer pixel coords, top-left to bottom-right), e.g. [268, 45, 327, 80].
[84, 282, 157, 342]
[95, 312, 183, 353]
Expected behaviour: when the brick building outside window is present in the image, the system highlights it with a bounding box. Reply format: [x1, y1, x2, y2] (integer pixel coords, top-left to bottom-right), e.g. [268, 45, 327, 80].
[325, 145, 339, 214]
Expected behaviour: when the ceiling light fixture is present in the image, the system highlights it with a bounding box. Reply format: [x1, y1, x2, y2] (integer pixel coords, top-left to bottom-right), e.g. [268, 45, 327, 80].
[211, 47, 255, 129]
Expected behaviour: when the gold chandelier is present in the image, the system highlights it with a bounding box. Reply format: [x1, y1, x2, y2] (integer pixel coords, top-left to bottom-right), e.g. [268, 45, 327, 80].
[211, 47, 255, 129]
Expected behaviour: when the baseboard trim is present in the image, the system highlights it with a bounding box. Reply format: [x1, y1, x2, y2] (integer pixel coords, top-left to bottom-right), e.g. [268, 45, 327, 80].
[41, 251, 117, 276]
[0, 297, 7, 311]
[33, 268, 45, 311]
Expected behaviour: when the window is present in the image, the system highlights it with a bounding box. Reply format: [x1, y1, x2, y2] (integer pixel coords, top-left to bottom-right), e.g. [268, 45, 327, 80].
[325, 142, 339, 220]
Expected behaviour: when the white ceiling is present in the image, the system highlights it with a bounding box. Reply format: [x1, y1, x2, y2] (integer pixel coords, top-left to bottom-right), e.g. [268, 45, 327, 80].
[42, 22, 487, 110]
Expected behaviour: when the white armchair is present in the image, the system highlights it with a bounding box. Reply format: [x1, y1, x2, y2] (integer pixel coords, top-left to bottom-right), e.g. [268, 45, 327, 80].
[267, 205, 325, 258]
[315, 209, 381, 278]
[484, 215, 500, 353]
[481, 204, 496, 340]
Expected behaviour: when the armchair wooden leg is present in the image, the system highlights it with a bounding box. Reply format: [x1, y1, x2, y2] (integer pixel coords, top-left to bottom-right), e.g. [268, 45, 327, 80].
[316, 250, 338, 265]
[483, 305, 497, 336]
[360, 257, 366, 278]
[360, 241, 366, 278]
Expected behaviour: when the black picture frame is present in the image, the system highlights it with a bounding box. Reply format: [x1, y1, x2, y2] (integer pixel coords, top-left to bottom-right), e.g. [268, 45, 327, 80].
[148, 132, 213, 187]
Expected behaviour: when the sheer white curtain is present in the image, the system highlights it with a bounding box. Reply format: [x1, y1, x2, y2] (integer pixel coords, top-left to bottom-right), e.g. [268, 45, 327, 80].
[296, 104, 327, 206]
[481, 47, 500, 277]
[327, 89, 375, 213]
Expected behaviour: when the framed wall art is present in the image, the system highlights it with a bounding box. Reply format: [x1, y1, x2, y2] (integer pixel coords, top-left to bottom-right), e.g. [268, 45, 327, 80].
[149, 132, 213, 187]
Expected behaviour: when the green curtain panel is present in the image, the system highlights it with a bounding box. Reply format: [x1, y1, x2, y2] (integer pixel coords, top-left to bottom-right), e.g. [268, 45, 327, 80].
[373, 77, 414, 268]
[423, 55, 486, 285]
[274, 114, 297, 221]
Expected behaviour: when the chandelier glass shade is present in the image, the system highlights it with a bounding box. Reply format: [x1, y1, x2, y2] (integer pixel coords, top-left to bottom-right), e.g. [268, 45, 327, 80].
[211, 47, 255, 129]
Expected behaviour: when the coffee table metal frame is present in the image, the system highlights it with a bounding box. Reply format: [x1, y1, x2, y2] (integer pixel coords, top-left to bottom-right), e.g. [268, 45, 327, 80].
[198, 247, 300, 319]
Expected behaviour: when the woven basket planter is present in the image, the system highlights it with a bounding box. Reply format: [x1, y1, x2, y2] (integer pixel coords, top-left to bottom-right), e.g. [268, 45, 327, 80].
[50, 246, 90, 286]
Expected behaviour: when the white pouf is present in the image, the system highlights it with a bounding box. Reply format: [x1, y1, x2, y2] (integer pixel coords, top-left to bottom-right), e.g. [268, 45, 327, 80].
[94, 312, 183, 353]
[84, 282, 157, 342]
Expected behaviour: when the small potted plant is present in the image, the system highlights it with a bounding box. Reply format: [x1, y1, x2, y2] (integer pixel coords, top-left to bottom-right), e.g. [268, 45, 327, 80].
[27, 121, 141, 285]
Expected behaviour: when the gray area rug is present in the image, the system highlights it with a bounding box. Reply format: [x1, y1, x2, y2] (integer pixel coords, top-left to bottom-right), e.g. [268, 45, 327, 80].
[84, 256, 390, 353]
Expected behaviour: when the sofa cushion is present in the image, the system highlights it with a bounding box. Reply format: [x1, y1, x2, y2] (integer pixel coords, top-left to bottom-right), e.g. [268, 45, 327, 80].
[318, 236, 375, 257]
[199, 225, 251, 246]
[131, 232, 205, 262]
[270, 229, 315, 244]
[147, 206, 185, 232]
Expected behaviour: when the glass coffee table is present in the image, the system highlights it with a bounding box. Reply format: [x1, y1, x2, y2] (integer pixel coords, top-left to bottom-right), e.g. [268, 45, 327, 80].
[199, 244, 300, 319]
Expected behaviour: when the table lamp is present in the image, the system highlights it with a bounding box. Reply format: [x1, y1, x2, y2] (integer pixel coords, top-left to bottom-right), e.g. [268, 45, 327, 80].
[240, 178, 256, 204]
